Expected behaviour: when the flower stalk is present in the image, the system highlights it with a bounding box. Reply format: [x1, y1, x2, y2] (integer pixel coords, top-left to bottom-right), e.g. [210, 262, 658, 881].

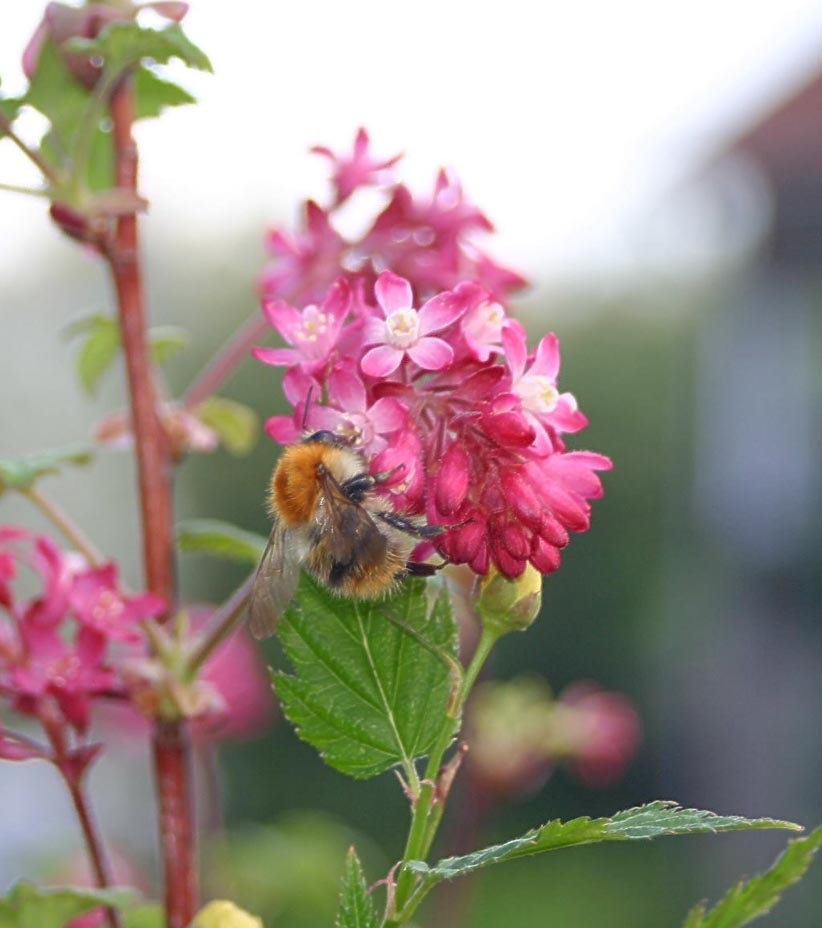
[104, 76, 196, 928]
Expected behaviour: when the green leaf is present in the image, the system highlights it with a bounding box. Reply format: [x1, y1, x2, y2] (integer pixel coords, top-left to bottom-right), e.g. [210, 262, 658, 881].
[275, 573, 458, 780]
[65, 313, 121, 395]
[0, 446, 93, 494]
[405, 802, 802, 888]
[23, 39, 90, 166]
[335, 847, 379, 928]
[195, 396, 260, 457]
[0, 882, 136, 928]
[682, 825, 822, 928]
[134, 67, 196, 120]
[149, 325, 189, 365]
[124, 904, 165, 928]
[69, 22, 213, 76]
[176, 518, 268, 565]
[0, 94, 23, 130]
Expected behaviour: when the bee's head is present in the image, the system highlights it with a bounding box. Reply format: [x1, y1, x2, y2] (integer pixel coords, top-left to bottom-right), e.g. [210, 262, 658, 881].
[303, 429, 352, 447]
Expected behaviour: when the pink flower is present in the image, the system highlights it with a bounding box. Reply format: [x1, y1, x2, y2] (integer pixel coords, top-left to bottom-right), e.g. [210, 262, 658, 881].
[311, 128, 402, 205]
[503, 326, 588, 453]
[0, 527, 164, 762]
[69, 563, 164, 642]
[558, 683, 642, 787]
[253, 277, 353, 378]
[361, 272, 465, 377]
[260, 201, 346, 304]
[260, 131, 526, 307]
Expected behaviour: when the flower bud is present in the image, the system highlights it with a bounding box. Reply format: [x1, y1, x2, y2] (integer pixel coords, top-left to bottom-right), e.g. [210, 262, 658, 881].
[191, 900, 263, 928]
[475, 563, 542, 635]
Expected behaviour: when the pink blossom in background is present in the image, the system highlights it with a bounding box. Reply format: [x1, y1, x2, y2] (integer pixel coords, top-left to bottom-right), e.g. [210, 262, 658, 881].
[466, 677, 641, 799]
[559, 682, 642, 787]
[0, 528, 166, 776]
[259, 129, 527, 308]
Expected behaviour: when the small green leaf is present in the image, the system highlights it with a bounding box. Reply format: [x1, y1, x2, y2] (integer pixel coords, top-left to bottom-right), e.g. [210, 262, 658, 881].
[405, 802, 802, 888]
[275, 573, 458, 780]
[0, 446, 93, 494]
[0, 94, 23, 130]
[69, 22, 213, 76]
[682, 825, 822, 927]
[177, 518, 268, 565]
[149, 325, 189, 365]
[23, 39, 90, 166]
[65, 313, 121, 395]
[134, 67, 196, 120]
[195, 396, 259, 457]
[335, 847, 378, 928]
[0, 882, 136, 928]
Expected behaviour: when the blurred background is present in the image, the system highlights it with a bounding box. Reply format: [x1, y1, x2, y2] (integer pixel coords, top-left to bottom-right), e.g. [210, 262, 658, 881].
[2, 1, 822, 925]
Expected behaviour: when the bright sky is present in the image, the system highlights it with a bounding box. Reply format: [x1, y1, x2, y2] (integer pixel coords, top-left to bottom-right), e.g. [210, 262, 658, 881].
[3, 0, 822, 283]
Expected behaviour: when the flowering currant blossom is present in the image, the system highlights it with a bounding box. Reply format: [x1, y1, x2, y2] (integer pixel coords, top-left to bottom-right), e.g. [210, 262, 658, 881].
[257, 131, 610, 579]
[0, 527, 163, 773]
[257, 268, 611, 579]
[259, 129, 527, 307]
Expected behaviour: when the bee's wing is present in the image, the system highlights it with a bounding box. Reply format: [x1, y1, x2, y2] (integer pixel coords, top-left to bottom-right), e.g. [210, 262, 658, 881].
[316, 468, 389, 570]
[247, 519, 301, 640]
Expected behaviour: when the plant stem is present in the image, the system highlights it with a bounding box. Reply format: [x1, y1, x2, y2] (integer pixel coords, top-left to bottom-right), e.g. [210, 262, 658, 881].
[106, 80, 175, 610]
[185, 573, 254, 678]
[19, 485, 105, 566]
[42, 715, 121, 928]
[152, 720, 198, 924]
[387, 626, 502, 925]
[106, 77, 196, 928]
[0, 111, 60, 184]
[182, 312, 268, 410]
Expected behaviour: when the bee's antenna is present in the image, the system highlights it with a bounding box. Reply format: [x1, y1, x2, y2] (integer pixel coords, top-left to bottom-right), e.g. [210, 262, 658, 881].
[300, 384, 315, 433]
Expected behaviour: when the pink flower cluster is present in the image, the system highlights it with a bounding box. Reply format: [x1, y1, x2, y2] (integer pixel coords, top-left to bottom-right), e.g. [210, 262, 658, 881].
[260, 129, 526, 307]
[0, 527, 275, 773]
[466, 677, 641, 799]
[0, 526, 163, 774]
[256, 132, 611, 578]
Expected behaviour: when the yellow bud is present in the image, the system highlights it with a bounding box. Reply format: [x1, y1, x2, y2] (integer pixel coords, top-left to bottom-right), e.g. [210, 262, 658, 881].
[191, 900, 263, 928]
[475, 564, 543, 635]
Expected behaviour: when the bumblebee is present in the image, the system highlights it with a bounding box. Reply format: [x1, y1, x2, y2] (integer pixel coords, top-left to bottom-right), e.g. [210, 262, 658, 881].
[248, 430, 443, 640]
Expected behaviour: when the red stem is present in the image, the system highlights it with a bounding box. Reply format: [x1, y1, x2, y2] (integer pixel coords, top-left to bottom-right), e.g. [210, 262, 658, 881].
[182, 312, 269, 410]
[152, 721, 198, 924]
[106, 78, 197, 928]
[42, 713, 121, 928]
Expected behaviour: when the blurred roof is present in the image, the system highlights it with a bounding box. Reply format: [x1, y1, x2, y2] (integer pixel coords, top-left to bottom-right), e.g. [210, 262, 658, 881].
[724, 67, 822, 181]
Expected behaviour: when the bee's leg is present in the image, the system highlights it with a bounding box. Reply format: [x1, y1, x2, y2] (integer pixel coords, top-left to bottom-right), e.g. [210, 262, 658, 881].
[403, 560, 444, 577]
[376, 510, 444, 539]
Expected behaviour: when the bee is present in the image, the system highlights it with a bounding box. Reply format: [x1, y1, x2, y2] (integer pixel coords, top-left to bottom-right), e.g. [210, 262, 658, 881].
[248, 430, 444, 640]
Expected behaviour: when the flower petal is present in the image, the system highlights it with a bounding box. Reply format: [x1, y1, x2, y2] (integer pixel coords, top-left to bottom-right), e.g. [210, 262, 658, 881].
[406, 337, 453, 371]
[362, 344, 403, 377]
[328, 367, 367, 413]
[375, 271, 414, 315]
[368, 396, 407, 433]
[418, 291, 465, 335]
[251, 346, 299, 367]
[531, 333, 561, 379]
[261, 299, 303, 343]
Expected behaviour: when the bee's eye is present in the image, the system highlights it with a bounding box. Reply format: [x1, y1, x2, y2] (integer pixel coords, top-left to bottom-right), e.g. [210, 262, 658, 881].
[305, 429, 341, 446]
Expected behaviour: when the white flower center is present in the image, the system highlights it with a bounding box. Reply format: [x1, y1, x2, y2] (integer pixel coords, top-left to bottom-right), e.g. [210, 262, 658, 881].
[517, 375, 559, 414]
[92, 590, 124, 623]
[295, 307, 333, 343]
[385, 307, 420, 349]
